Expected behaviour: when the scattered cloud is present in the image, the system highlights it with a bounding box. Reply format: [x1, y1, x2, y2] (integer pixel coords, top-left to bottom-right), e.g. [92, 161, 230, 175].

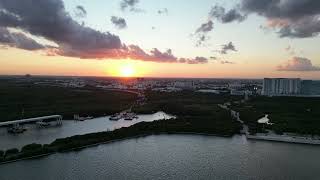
[196, 20, 214, 33]
[158, 8, 168, 15]
[209, 5, 246, 23]
[194, 20, 213, 46]
[189, 57, 208, 64]
[220, 42, 237, 54]
[111, 16, 127, 29]
[220, 60, 235, 64]
[195, 35, 209, 47]
[75, 5, 87, 18]
[0, 0, 208, 64]
[120, 0, 143, 12]
[285, 46, 291, 51]
[277, 57, 320, 71]
[285, 45, 296, 55]
[193, 3, 246, 47]
[208, 56, 235, 64]
[194, 4, 245, 47]
[178, 56, 208, 64]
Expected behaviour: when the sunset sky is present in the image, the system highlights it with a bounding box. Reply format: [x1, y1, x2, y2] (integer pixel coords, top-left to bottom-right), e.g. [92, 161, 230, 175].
[0, 0, 320, 79]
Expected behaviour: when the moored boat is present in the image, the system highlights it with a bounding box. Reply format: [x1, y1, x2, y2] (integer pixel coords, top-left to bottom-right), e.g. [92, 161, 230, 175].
[7, 127, 27, 134]
[124, 116, 133, 121]
[109, 114, 121, 121]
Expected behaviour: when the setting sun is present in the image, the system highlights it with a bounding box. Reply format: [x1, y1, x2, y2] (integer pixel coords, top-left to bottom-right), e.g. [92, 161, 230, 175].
[104, 60, 150, 77]
[119, 65, 135, 77]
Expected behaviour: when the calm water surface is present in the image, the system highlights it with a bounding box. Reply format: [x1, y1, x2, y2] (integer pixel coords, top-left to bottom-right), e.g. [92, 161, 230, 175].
[0, 112, 172, 149]
[0, 135, 319, 180]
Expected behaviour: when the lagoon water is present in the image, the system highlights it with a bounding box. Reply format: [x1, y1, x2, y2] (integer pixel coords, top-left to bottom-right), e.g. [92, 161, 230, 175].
[1, 112, 320, 180]
[0, 134, 320, 180]
[0, 112, 172, 149]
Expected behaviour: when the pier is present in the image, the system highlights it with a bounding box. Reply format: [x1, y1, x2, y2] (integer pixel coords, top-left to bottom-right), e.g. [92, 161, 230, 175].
[0, 115, 63, 133]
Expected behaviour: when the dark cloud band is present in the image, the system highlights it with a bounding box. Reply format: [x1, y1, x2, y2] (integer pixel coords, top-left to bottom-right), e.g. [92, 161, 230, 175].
[0, 0, 208, 64]
[0, 27, 45, 50]
[206, 1, 320, 38]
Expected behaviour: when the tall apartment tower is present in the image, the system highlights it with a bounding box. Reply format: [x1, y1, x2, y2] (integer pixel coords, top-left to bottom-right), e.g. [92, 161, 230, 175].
[262, 78, 301, 96]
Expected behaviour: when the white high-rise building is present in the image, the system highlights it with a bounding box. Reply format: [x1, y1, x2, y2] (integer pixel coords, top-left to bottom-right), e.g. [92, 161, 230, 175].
[263, 78, 301, 96]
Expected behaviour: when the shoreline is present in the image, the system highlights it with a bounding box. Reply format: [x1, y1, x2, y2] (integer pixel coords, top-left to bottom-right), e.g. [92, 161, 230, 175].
[246, 134, 320, 145]
[227, 105, 320, 146]
[1, 131, 320, 165]
[0, 132, 231, 165]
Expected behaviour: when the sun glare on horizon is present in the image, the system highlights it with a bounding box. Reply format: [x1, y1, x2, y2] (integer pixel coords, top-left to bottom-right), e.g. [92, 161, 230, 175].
[119, 64, 136, 77]
[105, 60, 149, 78]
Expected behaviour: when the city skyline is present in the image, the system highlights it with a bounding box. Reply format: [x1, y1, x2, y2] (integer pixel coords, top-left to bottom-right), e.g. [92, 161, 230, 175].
[0, 0, 320, 79]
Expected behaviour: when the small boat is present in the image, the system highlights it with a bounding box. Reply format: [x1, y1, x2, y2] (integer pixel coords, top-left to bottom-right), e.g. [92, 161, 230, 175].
[122, 112, 138, 120]
[74, 114, 94, 121]
[109, 114, 121, 121]
[36, 121, 51, 127]
[124, 116, 133, 121]
[7, 127, 27, 134]
[83, 116, 94, 120]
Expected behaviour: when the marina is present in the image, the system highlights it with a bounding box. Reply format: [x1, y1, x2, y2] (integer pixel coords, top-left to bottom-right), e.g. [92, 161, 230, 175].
[0, 112, 173, 150]
[109, 111, 138, 121]
[0, 115, 63, 134]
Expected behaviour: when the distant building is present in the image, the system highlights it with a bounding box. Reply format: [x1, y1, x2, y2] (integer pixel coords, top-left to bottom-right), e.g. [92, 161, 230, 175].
[301, 80, 320, 95]
[174, 81, 195, 90]
[231, 90, 252, 96]
[197, 89, 220, 94]
[152, 87, 182, 92]
[262, 78, 301, 96]
[228, 82, 243, 89]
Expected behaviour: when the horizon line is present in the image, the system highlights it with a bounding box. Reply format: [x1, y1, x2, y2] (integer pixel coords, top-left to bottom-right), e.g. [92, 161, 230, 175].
[0, 74, 319, 81]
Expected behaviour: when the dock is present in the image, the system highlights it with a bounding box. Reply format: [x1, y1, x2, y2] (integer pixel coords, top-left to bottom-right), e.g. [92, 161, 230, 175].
[0, 115, 63, 127]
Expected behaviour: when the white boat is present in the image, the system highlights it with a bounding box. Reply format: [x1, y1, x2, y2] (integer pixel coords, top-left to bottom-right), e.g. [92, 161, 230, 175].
[36, 121, 51, 127]
[74, 114, 94, 121]
[123, 112, 135, 121]
[124, 116, 133, 120]
[7, 127, 27, 134]
[109, 114, 121, 121]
